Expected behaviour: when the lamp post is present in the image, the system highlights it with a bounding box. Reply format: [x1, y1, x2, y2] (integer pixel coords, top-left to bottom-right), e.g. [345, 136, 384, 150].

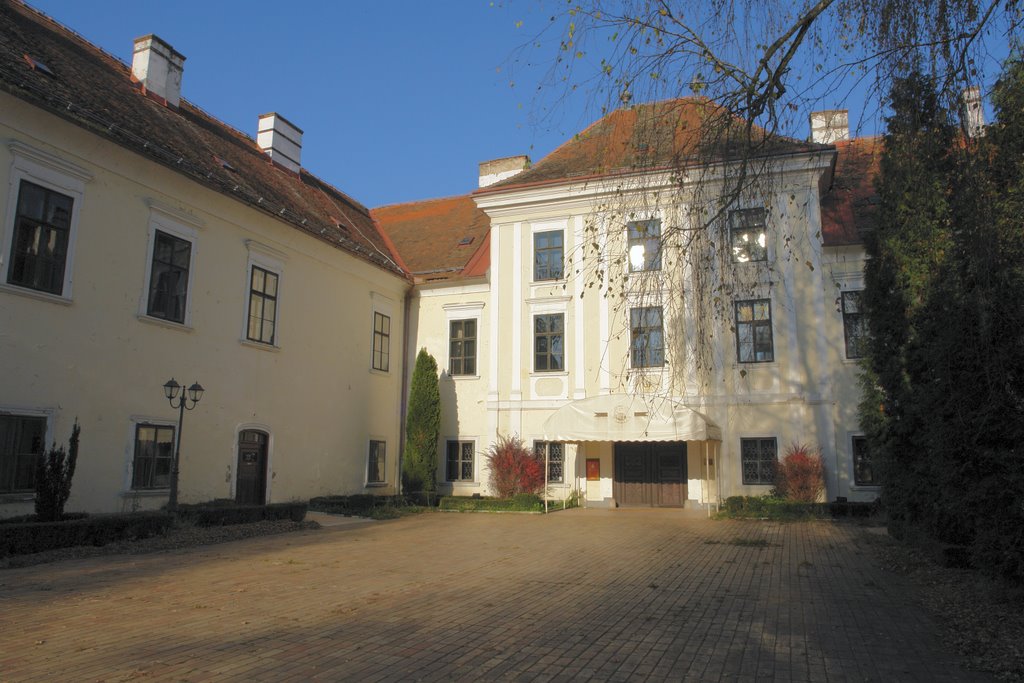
[163, 378, 204, 513]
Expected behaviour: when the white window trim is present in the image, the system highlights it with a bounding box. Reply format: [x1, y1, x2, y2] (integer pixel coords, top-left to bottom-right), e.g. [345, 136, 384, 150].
[623, 212, 664, 275]
[530, 219, 568, 284]
[445, 437, 478, 484]
[0, 406, 54, 501]
[444, 302, 484, 380]
[738, 435, 779, 486]
[728, 205, 772, 265]
[138, 208, 199, 329]
[848, 431, 880, 490]
[1, 141, 91, 303]
[370, 293, 395, 375]
[123, 415, 177, 495]
[241, 240, 287, 349]
[366, 437, 388, 487]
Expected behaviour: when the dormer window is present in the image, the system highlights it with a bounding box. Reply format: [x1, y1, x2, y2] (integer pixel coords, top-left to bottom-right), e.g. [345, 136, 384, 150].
[23, 54, 55, 77]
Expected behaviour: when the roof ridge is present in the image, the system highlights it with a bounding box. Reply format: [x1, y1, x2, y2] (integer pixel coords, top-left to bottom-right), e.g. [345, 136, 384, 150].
[372, 192, 474, 212]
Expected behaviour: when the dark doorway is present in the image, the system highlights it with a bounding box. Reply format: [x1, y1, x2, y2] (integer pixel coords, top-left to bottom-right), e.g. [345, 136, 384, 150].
[613, 441, 687, 507]
[236, 430, 268, 505]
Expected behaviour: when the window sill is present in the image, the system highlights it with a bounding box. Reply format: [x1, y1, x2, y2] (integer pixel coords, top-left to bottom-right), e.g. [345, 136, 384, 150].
[0, 493, 35, 503]
[137, 314, 193, 333]
[240, 338, 280, 353]
[369, 368, 391, 377]
[365, 482, 388, 488]
[850, 484, 881, 491]
[734, 361, 778, 368]
[446, 374, 481, 381]
[531, 370, 569, 378]
[0, 282, 72, 306]
[120, 488, 169, 498]
[842, 357, 864, 365]
[530, 278, 565, 286]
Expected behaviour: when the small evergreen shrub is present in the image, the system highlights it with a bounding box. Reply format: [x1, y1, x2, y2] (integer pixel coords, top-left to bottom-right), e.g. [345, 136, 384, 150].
[485, 435, 544, 498]
[403, 349, 441, 499]
[774, 443, 825, 503]
[34, 420, 80, 523]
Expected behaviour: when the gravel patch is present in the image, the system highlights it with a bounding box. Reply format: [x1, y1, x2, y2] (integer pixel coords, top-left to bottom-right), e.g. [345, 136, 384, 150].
[0, 519, 320, 570]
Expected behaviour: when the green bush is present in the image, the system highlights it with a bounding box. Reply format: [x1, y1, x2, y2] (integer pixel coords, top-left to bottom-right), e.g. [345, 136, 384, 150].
[0, 512, 173, 556]
[722, 495, 880, 520]
[308, 495, 413, 516]
[439, 495, 543, 513]
[175, 502, 307, 526]
[35, 420, 81, 522]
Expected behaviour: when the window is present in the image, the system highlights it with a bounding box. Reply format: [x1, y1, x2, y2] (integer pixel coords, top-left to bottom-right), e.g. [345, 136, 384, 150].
[0, 415, 46, 493]
[534, 230, 563, 281]
[534, 313, 564, 372]
[132, 424, 175, 490]
[627, 219, 662, 272]
[368, 440, 386, 484]
[372, 312, 390, 371]
[534, 441, 564, 483]
[741, 437, 777, 485]
[449, 319, 477, 376]
[630, 306, 665, 368]
[7, 180, 73, 295]
[146, 230, 192, 323]
[735, 299, 774, 363]
[246, 266, 279, 344]
[446, 440, 474, 482]
[841, 290, 867, 359]
[729, 208, 767, 263]
[852, 436, 876, 486]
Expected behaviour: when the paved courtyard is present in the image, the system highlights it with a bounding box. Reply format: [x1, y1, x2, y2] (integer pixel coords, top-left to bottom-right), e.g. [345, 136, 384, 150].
[0, 510, 986, 682]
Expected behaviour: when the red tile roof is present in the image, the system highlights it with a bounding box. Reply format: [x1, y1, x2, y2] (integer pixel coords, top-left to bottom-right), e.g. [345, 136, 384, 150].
[821, 137, 880, 246]
[372, 195, 490, 283]
[0, 0, 405, 276]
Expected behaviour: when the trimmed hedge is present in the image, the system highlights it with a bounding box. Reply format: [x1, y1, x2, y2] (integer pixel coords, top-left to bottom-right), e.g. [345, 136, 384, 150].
[439, 494, 544, 513]
[0, 512, 173, 557]
[308, 495, 414, 515]
[175, 501, 307, 526]
[722, 496, 880, 520]
[0, 512, 89, 525]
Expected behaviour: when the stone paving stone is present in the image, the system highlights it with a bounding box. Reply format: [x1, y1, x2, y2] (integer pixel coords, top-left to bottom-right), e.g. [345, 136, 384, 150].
[0, 510, 995, 681]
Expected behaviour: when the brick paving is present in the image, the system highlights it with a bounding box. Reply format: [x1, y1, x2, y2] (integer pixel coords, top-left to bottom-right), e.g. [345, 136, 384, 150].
[0, 510, 987, 682]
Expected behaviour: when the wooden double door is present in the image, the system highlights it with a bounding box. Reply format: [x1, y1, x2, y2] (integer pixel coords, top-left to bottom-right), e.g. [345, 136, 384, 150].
[614, 441, 687, 507]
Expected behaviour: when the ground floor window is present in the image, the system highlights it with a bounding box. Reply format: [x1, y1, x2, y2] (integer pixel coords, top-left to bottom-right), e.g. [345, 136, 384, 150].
[132, 424, 175, 489]
[368, 440, 386, 484]
[0, 415, 46, 493]
[852, 436, 876, 486]
[446, 440, 474, 482]
[534, 441, 564, 483]
[741, 437, 777, 485]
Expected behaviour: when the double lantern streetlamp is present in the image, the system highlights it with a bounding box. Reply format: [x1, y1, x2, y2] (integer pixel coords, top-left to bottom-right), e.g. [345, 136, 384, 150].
[162, 378, 204, 513]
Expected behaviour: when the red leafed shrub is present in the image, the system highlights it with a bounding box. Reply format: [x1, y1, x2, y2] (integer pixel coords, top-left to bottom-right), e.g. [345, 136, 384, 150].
[486, 435, 544, 499]
[775, 443, 825, 503]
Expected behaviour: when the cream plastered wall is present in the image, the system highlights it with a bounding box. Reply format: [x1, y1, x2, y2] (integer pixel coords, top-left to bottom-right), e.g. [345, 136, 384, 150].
[463, 151, 875, 504]
[0, 93, 407, 514]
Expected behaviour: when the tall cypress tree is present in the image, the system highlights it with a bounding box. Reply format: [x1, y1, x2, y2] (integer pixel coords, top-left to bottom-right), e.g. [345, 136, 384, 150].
[403, 348, 440, 500]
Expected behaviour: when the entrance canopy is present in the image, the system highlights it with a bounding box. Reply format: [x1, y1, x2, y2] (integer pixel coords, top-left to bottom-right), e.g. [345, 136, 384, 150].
[541, 394, 722, 443]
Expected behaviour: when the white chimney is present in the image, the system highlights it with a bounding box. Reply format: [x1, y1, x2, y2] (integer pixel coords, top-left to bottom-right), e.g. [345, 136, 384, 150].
[962, 86, 985, 138]
[809, 110, 850, 144]
[257, 113, 303, 173]
[478, 155, 530, 188]
[131, 35, 185, 107]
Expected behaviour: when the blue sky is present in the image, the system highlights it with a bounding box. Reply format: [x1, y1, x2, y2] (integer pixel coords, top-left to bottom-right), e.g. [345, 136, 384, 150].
[26, 2, 1013, 208]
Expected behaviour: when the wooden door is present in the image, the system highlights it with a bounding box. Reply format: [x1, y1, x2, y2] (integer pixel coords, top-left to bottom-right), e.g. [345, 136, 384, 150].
[613, 441, 687, 507]
[615, 442, 652, 506]
[236, 430, 268, 505]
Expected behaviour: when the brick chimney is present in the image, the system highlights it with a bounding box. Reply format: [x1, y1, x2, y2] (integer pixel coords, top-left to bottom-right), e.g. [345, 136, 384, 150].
[809, 110, 849, 144]
[479, 155, 530, 188]
[257, 113, 303, 173]
[131, 35, 185, 107]
[962, 86, 985, 138]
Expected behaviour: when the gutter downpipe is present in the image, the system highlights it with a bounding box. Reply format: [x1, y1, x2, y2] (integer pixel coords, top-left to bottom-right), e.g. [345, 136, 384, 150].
[397, 285, 413, 497]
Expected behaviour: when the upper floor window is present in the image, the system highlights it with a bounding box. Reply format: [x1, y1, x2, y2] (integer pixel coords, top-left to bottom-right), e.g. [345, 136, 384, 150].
[735, 299, 774, 363]
[852, 436, 876, 486]
[841, 290, 867, 359]
[627, 219, 662, 272]
[146, 230, 192, 324]
[630, 306, 665, 368]
[7, 180, 73, 295]
[446, 440, 475, 482]
[534, 230, 563, 281]
[247, 266, 279, 345]
[372, 312, 391, 372]
[534, 313, 564, 372]
[0, 415, 46, 493]
[534, 441, 564, 483]
[449, 319, 477, 376]
[741, 437, 777, 485]
[132, 423, 175, 490]
[368, 440, 386, 484]
[729, 208, 767, 263]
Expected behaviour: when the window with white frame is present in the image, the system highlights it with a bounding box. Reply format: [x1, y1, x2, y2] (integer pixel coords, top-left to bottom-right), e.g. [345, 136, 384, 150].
[841, 290, 867, 359]
[0, 415, 47, 493]
[246, 265, 279, 345]
[627, 219, 662, 272]
[534, 313, 564, 372]
[367, 440, 386, 484]
[2, 142, 90, 300]
[449, 319, 477, 376]
[132, 423, 175, 490]
[446, 440, 474, 482]
[533, 230, 563, 281]
[735, 299, 774, 363]
[630, 306, 665, 368]
[852, 436, 876, 486]
[534, 441, 564, 483]
[741, 437, 777, 485]
[729, 208, 767, 263]
[372, 311, 391, 371]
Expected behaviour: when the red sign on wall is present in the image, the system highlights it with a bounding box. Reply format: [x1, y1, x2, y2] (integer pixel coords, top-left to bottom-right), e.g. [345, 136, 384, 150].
[586, 458, 601, 481]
